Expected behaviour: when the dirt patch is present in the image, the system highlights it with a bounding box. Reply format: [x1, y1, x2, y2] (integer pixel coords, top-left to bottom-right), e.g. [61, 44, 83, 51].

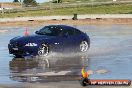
[0, 18, 132, 27]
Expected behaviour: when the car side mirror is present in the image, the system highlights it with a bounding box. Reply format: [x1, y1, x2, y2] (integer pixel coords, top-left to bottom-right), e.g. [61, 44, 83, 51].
[35, 31, 39, 34]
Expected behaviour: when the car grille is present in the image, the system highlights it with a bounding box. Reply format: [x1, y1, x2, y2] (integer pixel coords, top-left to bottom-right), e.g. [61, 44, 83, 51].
[10, 50, 24, 55]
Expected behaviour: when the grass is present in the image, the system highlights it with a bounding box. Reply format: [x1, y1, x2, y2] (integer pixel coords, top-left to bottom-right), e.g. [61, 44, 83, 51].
[0, 4, 132, 18]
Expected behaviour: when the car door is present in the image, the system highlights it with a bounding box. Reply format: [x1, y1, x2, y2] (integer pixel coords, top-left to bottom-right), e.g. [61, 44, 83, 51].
[51, 27, 81, 52]
[63, 28, 83, 51]
[60, 28, 77, 51]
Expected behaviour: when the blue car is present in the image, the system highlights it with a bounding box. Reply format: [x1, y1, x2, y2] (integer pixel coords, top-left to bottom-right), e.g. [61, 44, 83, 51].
[8, 25, 90, 57]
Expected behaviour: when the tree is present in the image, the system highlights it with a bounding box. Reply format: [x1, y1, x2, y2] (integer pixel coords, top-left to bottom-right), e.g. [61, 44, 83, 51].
[52, 0, 62, 3]
[58, 0, 62, 3]
[13, 0, 19, 2]
[23, 0, 37, 6]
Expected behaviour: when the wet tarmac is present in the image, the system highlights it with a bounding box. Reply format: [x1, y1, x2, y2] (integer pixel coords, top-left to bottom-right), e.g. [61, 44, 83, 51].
[0, 25, 132, 87]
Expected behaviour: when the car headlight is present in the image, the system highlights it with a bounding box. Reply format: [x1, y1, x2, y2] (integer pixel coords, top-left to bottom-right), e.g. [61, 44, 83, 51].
[25, 43, 37, 47]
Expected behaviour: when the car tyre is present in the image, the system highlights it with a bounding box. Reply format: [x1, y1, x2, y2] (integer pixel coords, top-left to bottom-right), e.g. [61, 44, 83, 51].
[80, 41, 89, 52]
[38, 44, 49, 56]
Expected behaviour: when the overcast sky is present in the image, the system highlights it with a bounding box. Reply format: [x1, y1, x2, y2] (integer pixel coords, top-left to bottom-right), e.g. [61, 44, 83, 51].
[0, 0, 49, 3]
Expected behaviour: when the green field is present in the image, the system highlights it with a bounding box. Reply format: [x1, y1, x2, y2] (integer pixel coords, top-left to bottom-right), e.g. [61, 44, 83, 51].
[0, 3, 132, 18]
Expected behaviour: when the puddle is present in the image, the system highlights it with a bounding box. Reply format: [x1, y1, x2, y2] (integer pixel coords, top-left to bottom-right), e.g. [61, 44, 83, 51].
[0, 25, 132, 83]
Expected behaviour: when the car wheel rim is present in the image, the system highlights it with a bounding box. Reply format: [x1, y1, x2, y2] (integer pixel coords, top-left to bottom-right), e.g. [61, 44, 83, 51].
[38, 44, 49, 56]
[80, 41, 88, 52]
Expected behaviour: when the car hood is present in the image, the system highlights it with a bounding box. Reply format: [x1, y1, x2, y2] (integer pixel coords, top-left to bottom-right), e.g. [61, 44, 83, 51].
[10, 34, 55, 44]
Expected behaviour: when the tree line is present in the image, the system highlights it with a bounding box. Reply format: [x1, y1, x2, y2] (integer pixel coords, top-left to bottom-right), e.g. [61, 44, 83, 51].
[13, 0, 37, 6]
[13, 0, 69, 6]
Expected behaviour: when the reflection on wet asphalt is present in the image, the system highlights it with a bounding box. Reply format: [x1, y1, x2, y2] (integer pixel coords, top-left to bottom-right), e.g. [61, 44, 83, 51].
[0, 25, 132, 85]
[9, 54, 88, 83]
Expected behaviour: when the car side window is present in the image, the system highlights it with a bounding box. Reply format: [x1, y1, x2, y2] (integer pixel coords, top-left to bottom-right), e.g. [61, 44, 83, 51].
[49, 26, 62, 36]
[38, 26, 62, 36]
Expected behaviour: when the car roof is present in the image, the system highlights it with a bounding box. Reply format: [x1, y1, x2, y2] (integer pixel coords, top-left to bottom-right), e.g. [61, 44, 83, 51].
[48, 25, 77, 30]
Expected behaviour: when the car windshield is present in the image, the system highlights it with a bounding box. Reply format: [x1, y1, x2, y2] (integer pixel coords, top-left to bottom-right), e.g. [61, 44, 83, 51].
[37, 26, 62, 36]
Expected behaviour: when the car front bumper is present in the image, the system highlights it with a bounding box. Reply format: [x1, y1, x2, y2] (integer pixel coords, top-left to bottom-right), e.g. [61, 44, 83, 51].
[8, 44, 39, 56]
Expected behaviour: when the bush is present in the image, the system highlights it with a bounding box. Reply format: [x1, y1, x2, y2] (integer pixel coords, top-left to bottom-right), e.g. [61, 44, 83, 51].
[23, 0, 37, 6]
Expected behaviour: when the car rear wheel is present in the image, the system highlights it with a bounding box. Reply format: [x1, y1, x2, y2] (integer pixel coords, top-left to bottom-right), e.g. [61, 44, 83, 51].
[80, 41, 89, 52]
[38, 44, 49, 56]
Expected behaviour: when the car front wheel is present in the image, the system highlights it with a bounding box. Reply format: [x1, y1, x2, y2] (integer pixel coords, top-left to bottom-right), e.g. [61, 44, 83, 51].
[80, 41, 89, 52]
[38, 44, 49, 56]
